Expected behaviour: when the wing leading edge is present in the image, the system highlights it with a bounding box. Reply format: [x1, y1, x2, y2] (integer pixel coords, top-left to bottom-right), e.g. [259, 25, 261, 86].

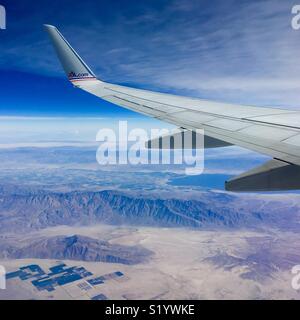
[44, 24, 300, 191]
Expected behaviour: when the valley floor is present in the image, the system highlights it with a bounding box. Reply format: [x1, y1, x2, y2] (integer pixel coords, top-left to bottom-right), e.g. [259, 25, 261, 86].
[1, 225, 300, 300]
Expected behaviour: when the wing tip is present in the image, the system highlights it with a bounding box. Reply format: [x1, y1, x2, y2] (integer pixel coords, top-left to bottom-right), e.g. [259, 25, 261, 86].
[43, 24, 57, 30]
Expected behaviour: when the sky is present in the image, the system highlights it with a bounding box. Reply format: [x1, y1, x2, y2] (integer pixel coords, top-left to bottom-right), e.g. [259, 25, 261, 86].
[1, 0, 300, 117]
[1, 0, 299, 192]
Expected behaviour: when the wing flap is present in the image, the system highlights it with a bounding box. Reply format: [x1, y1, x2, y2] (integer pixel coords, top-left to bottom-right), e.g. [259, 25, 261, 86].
[145, 128, 232, 149]
[243, 113, 300, 129]
[225, 159, 300, 191]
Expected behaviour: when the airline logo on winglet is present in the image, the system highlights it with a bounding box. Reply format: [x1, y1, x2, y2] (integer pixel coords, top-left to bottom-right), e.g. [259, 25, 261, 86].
[68, 71, 96, 82]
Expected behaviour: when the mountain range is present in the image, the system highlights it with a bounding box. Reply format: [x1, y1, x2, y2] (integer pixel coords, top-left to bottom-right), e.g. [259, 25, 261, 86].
[0, 188, 299, 232]
[0, 235, 152, 264]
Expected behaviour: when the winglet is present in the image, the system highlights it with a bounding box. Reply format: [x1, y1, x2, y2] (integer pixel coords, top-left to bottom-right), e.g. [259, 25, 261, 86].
[44, 24, 99, 83]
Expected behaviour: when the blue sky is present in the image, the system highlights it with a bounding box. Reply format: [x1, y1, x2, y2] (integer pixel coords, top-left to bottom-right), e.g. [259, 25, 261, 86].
[1, 0, 300, 116]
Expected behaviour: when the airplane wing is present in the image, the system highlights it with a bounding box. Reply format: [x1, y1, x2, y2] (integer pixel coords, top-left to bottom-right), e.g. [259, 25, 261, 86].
[44, 24, 300, 192]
